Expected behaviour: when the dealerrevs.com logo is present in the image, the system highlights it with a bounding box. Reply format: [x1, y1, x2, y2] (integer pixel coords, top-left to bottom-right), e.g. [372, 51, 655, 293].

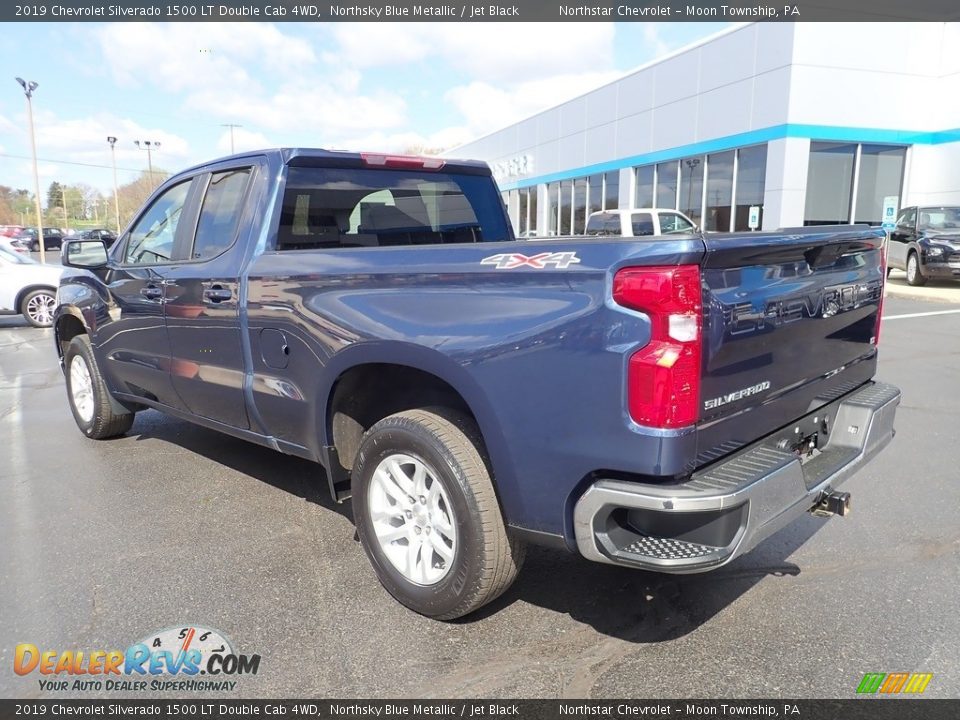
[14, 625, 260, 692]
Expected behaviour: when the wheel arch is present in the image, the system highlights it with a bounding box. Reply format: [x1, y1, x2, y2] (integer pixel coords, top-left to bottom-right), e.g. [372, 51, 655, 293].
[16, 284, 57, 314]
[318, 344, 517, 519]
[54, 306, 90, 360]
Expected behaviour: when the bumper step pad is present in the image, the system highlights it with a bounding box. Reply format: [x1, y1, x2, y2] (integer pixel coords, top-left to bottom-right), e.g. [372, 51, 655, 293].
[622, 536, 721, 561]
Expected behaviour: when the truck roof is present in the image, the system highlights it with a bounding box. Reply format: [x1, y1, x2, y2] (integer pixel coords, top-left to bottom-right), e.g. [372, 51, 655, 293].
[176, 148, 493, 177]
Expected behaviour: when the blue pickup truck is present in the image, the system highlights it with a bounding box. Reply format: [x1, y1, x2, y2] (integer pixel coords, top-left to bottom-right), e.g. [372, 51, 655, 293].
[55, 149, 900, 620]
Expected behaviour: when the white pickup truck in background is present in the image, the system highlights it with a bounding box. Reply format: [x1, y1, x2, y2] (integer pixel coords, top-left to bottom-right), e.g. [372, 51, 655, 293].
[586, 208, 697, 236]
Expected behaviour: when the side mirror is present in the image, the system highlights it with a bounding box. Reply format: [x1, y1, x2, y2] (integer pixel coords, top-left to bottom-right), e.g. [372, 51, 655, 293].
[62, 238, 108, 269]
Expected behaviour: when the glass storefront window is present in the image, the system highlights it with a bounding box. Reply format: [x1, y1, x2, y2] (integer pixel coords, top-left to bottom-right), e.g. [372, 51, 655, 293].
[656, 161, 678, 208]
[854, 145, 906, 225]
[635, 165, 654, 208]
[604, 171, 619, 211]
[559, 180, 572, 235]
[528, 188, 538, 236]
[705, 151, 734, 232]
[588, 174, 603, 216]
[735, 144, 767, 230]
[804, 142, 856, 226]
[547, 183, 559, 236]
[573, 177, 588, 234]
[518, 189, 528, 234]
[679, 156, 704, 226]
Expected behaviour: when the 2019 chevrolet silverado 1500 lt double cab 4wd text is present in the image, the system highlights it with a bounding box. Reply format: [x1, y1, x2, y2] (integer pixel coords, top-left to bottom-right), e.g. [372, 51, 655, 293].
[54, 149, 900, 620]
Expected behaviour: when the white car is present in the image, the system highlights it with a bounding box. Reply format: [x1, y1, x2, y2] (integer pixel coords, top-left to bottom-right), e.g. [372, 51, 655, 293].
[0, 237, 29, 255]
[586, 208, 697, 237]
[0, 244, 63, 327]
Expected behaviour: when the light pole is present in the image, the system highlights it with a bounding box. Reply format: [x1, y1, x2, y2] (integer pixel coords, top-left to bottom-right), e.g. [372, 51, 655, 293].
[61, 185, 69, 231]
[15, 77, 46, 264]
[221, 123, 242, 154]
[134, 139, 160, 187]
[107, 136, 121, 231]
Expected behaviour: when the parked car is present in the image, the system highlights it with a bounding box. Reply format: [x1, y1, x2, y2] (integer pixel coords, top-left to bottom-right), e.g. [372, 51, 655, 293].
[11, 227, 66, 251]
[585, 208, 697, 237]
[74, 228, 118, 248]
[0, 244, 62, 327]
[56, 149, 899, 620]
[887, 206, 960, 286]
[0, 225, 25, 238]
[0, 237, 29, 255]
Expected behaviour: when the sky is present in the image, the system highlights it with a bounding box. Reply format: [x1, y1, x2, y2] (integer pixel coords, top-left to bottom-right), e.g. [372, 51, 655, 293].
[0, 21, 731, 198]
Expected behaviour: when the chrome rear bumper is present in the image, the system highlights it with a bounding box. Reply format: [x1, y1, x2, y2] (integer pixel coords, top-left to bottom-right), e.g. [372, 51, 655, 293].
[573, 381, 901, 572]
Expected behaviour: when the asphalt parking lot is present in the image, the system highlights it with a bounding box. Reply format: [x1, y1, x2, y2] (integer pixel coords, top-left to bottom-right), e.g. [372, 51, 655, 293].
[1, 294, 958, 700]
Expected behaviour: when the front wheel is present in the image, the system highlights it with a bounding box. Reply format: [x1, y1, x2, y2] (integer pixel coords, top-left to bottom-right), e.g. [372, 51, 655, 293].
[64, 335, 135, 439]
[906, 252, 927, 286]
[352, 408, 525, 620]
[21, 288, 57, 327]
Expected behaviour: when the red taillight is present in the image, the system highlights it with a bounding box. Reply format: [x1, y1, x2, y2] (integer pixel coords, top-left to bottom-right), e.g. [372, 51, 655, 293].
[613, 265, 702, 428]
[874, 242, 886, 345]
[360, 153, 445, 171]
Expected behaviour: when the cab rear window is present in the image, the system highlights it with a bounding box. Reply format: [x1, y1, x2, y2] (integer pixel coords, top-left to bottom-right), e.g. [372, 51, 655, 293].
[276, 167, 510, 250]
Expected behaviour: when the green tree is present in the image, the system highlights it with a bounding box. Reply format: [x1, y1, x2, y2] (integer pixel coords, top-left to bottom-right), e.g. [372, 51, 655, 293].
[46, 181, 64, 212]
[0, 186, 34, 225]
[116, 169, 170, 229]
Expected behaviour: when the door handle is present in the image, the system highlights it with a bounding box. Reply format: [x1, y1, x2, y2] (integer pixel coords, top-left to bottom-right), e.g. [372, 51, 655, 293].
[203, 286, 233, 303]
[140, 286, 163, 300]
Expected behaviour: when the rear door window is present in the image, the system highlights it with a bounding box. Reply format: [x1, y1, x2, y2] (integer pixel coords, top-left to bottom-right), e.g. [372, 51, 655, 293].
[659, 213, 695, 234]
[585, 212, 621, 236]
[276, 166, 510, 250]
[191, 167, 253, 260]
[630, 212, 655, 236]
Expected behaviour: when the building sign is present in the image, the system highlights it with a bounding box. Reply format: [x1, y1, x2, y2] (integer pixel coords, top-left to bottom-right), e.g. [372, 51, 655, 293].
[748, 206, 761, 230]
[492, 154, 534, 182]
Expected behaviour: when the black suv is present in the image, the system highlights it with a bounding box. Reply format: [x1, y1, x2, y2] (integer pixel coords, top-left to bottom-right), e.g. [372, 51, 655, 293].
[12, 227, 65, 252]
[75, 228, 118, 248]
[888, 206, 960, 286]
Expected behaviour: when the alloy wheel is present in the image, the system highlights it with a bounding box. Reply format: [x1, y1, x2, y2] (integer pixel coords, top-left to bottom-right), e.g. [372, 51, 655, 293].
[367, 453, 457, 585]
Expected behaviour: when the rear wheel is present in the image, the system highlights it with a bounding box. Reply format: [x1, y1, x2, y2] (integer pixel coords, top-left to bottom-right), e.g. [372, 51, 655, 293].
[64, 335, 135, 439]
[20, 288, 56, 327]
[352, 407, 525, 620]
[906, 252, 926, 286]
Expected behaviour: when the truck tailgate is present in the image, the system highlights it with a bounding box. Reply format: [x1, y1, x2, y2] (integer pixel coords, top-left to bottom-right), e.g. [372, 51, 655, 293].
[696, 226, 885, 466]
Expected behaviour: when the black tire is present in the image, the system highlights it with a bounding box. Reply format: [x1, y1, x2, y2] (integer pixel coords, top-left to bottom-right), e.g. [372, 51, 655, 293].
[30, 240, 40, 252]
[64, 335, 135, 439]
[352, 407, 525, 620]
[906, 251, 926, 286]
[20, 288, 57, 328]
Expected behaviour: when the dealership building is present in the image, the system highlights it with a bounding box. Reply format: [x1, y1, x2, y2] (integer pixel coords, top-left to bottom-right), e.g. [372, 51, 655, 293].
[451, 22, 960, 235]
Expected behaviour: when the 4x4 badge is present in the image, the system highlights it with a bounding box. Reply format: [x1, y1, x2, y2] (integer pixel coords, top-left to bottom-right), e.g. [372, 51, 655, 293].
[481, 251, 581, 270]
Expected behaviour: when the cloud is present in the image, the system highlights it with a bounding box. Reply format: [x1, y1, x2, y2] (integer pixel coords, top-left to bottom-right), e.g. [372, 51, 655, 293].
[2, 108, 193, 192]
[330, 23, 616, 84]
[216, 127, 272, 154]
[338, 126, 475, 155]
[445, 71, 624, 137]
[97, 22, 315, 94]
[184, 83, 407, 136]
[95, 22, 409, 140]
[30, 111, 190, 168]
